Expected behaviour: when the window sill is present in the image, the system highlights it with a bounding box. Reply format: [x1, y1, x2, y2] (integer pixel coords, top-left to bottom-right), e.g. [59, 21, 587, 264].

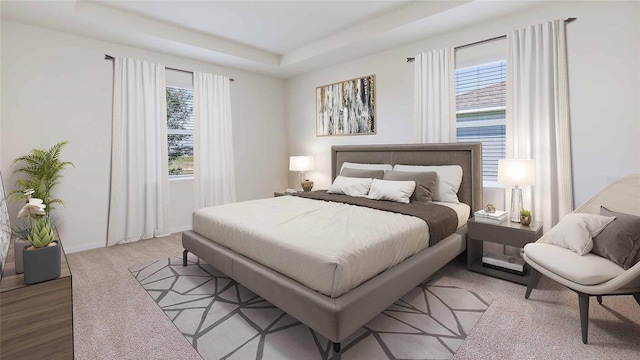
[169, 175, 194, 181]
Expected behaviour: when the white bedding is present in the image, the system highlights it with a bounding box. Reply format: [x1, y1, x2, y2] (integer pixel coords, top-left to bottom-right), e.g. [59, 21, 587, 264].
[193, 196, 467, 298]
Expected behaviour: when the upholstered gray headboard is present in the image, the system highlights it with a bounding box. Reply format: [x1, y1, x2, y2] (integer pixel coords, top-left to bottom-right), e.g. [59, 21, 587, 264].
[331, 143, 483, 214]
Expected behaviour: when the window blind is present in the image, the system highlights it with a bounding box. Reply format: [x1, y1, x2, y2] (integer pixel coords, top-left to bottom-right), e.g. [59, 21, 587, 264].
[455, 61, 506, 182]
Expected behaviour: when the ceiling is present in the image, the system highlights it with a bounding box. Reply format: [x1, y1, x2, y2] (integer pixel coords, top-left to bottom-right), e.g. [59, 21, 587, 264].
[0, 0, 542, 78]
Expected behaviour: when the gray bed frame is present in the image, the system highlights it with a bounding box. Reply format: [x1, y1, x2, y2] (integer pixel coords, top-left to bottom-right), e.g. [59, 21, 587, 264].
[182, 143, 482, 354]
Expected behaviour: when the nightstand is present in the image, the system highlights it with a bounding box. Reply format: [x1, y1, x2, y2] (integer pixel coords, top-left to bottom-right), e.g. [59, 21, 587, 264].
[274, 191, 299, 197]
[467, 217, 543, 285]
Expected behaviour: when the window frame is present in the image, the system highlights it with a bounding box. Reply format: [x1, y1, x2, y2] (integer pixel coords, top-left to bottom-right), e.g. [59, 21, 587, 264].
[166, 85, 195, 179]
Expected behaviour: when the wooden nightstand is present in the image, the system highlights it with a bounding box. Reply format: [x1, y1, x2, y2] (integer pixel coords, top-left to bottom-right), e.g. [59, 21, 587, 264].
[467, 217, 543, 285]
[1, 236, 74, 359]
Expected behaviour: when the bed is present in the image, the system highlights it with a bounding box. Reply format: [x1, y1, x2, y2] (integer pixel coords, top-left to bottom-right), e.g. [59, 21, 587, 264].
[182, 143, 482, 353]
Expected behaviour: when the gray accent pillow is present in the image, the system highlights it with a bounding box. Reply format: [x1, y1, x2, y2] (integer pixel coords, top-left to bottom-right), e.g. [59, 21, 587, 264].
[340, 168, 384, 179]
[592, 206, 640, 269]
[383, 170, 437, 203]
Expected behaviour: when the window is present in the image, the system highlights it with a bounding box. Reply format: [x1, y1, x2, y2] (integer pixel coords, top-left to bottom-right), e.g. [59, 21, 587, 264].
[166, 86, 194, 177]
[455, 60, 506, 182]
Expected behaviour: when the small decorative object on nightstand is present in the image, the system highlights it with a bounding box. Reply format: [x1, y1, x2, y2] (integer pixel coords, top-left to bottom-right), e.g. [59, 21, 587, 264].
[498, 159, 535, 222]
[467, 217, 542, 285]
[301, 180, 314, 192]
[289, 156, 314, 192]
[520, 209, 532, 226]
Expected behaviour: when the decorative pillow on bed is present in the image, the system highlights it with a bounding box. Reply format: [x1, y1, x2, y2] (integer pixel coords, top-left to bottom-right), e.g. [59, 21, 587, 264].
[340, 162, 393, 173]
[591, 207, 640, 269]
[328, 176, 373, 197]
[365, 179, 416, 204]
[340, 168, 385, 179]
[383, 170, 437, 203]
[392, 165, 463, 203]
[538, 213, 616, 255]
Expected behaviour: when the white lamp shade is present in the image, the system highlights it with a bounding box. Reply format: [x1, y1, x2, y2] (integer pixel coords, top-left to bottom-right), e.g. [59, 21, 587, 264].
[498, 159, 535, 186]
[289, 156, 314, 172]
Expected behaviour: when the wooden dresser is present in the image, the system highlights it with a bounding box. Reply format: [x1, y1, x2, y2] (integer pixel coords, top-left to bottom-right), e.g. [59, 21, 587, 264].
[0, 237, 74, 359]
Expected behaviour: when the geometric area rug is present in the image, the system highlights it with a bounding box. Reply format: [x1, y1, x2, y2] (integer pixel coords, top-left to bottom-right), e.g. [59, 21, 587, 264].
[130, 255, 492, 360]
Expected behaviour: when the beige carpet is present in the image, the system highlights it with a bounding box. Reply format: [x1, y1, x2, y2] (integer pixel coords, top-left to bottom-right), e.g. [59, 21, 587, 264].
[130, 255, 491, 359]
[68, 233, 640, 360]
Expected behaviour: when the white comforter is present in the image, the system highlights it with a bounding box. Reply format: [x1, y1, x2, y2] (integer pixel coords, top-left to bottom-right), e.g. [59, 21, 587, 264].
[193, 196, 465, 298]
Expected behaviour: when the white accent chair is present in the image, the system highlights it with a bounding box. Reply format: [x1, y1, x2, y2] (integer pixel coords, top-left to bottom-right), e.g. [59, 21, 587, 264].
[523, 175, 640, 344]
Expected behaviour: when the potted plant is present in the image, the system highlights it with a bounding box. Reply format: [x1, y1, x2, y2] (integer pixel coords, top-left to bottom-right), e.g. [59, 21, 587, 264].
[13, 190, 46, 274]
[520, 209, 532, 226]
[9, 141, 73, 215]
[23, 217, 60, 284]
[9, 141, 72, 275]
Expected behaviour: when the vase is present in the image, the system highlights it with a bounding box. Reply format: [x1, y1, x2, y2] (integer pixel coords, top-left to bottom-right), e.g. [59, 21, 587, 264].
[301, 179, 314, 192]
[23, 241, 61, 285]
[14, 238, 30, 274]
[520, 215, 532, 226]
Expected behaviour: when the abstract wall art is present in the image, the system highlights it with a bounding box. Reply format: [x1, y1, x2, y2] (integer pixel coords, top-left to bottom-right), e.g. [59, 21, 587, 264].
[316, 74, 376, 136]
[0, 171, 10, 282]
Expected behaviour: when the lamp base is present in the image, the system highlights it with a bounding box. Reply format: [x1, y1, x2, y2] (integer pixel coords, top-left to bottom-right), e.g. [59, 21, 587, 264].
[510, 187, 523, 223]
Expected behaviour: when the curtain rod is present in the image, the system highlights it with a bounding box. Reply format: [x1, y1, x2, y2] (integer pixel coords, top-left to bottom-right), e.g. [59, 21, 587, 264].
[104, 54, 235, 81]
[406, 17, 577, 62]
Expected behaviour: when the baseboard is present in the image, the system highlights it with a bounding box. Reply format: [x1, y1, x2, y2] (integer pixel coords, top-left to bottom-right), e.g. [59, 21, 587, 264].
[64, 241, 105, 254]
[64, 228, 191, 254]
[169, 226, 192, 234]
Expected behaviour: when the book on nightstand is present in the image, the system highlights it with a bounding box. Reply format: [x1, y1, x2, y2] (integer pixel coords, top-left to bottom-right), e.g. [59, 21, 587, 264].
[473, 210, 508, 224]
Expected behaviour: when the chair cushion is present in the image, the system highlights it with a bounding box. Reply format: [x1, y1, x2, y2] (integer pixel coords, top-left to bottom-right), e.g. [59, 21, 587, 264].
[524, 243, 625, 286]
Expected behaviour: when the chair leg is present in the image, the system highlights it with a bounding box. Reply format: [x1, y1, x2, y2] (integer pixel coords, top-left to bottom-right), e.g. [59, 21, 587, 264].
[596, 295, 603, 305]
[633, 293, 640, 306]
[183, 249, 188, 267]
[578, 292, 590, 344]
[525, 268, 541, 299]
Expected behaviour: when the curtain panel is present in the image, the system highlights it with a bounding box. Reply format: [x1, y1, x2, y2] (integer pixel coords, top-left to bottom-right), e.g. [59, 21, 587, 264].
[107, 57, 170, 246]
[413, 47, 455, 143]
[506, 19, 573, 232]
[193, 72, 236, 209]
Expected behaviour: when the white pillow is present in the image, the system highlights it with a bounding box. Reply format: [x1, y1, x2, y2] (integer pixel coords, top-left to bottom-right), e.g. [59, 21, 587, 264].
[328, 176, 373, 197]
[340, 162, 393, 173]
[538, 213, 616, 255]
[366, 179, 416, 204]
[393, 165, 463, 203]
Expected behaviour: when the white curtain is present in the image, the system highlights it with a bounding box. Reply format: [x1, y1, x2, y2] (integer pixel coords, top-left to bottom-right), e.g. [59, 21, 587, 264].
[193, 72, 236, 208]
[413, 47, 455, 143]
[506, 19, 573, 232]
[107, 57, 169, 246]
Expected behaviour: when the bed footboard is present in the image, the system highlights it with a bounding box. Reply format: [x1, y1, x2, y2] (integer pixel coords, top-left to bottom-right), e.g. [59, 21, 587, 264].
[182, 228, 466, 343]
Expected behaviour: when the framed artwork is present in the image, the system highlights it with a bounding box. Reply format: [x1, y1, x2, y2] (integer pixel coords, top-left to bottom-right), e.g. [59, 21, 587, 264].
[0, 170, 10, 282]
[316, 74, 376, 136]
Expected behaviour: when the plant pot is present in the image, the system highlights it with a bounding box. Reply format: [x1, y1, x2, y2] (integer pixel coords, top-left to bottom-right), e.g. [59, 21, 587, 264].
[520, 215, 532, 226]
[23, 241, 61, 285]
[301, 179, 314, 192]
[14, 238, 30, 274]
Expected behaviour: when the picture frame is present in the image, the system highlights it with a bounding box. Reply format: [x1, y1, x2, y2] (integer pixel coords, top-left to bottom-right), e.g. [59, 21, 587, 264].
[0, 170, 10, 282]
[316, 74, 376, 136]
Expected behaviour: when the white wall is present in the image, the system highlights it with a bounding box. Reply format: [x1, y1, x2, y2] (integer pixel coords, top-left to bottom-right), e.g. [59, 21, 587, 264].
[285, 1, 640, 211]
[0, 20, 288, 252]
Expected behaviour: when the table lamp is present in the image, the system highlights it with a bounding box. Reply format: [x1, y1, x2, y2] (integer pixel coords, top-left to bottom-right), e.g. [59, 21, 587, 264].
[498, 159, 535, 222]
[289, 156, 314, 192]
